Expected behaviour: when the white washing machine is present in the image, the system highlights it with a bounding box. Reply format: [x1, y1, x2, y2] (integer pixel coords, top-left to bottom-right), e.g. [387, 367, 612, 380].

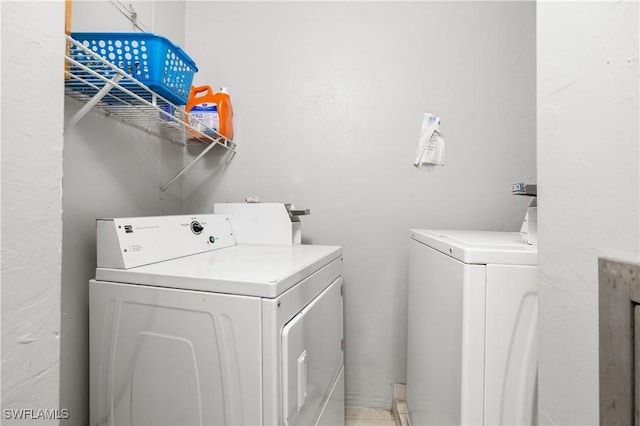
[90, 213, 344, 426]
[406, 230, 537, 425]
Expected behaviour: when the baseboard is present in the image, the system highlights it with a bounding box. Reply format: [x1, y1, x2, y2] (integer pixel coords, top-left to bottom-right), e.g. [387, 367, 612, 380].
[392, 384, 410, 426]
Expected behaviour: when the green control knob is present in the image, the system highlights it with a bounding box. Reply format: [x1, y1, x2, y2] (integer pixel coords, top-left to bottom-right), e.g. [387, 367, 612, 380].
[209, 236, 216, 244]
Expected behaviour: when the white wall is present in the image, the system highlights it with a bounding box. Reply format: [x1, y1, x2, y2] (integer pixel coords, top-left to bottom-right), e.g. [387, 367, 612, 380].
[184, 1, 536, 407]
[72, 0, 185, 46]
[1, 1, 65, 424]
[60, 2, 186, 424]
[537, 1, 639, 424]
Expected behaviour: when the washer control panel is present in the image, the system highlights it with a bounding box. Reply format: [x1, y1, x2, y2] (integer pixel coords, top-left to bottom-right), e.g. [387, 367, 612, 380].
[97, 214, 236, 269]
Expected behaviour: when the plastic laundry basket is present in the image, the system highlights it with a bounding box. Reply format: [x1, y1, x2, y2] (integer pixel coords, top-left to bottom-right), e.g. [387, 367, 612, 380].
[70, 32, 198, 105]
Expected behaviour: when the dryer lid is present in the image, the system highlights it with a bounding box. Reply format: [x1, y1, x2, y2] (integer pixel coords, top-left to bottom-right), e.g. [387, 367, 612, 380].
[95, 244, 342, 298]
[410, 229, 537, 265]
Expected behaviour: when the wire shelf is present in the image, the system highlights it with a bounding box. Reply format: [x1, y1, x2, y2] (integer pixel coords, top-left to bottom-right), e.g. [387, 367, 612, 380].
[64, 34, 235, 192]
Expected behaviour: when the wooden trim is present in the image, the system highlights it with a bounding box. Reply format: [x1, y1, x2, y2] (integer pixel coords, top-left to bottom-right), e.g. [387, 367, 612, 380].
[599, 257, 640, 425]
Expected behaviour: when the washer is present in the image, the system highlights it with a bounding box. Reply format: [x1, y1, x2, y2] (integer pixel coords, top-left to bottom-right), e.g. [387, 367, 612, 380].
[407, 230, 537, 426]
[90, 214, 344, 426]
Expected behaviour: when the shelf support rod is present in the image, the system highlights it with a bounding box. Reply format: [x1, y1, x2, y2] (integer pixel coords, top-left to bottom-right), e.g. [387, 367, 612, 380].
[160, 139, 223, 193]
[65, 73, 123, 130]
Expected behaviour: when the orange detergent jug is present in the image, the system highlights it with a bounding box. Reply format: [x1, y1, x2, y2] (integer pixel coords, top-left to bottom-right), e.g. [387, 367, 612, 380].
[185, 85, 234, 141]
[215, 87, 234, 141]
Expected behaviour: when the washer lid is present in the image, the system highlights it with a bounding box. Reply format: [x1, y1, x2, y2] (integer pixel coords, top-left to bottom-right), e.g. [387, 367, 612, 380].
[95, 244, 342, 298]
[410, 229, 537, 265]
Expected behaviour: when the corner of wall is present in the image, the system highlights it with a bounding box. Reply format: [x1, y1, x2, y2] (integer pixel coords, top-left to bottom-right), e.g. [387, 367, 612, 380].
[1, 0, 65, 417]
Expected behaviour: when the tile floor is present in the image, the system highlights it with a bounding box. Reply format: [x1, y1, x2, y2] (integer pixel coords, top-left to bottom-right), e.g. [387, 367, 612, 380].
[345, 407, 396, 426]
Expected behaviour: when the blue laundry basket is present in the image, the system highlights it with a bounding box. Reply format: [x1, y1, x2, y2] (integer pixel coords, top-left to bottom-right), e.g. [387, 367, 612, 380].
[69, 32, 198, 106]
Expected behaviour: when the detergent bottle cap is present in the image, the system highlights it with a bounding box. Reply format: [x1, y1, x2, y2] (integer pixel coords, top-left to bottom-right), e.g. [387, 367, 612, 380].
[219, 87, 229, 94]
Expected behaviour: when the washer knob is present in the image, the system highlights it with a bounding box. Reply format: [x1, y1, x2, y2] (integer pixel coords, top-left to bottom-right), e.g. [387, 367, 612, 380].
[190, 221, 204, 235]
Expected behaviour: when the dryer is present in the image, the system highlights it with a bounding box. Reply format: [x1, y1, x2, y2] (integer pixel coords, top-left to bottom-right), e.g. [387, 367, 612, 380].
[407, 230, 537, 425]
[90, 214, 344, 426]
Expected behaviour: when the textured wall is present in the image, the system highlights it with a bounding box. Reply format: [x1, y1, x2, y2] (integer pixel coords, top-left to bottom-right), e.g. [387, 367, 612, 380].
[1, 1, 65, 424]
[537, 2, 640, 424]
[184, 1, 537, 407]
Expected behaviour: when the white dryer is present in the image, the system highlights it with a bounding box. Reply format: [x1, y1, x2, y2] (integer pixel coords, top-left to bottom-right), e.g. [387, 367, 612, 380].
[407, 230, 537, 425]
[90, 214, 344, 426]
